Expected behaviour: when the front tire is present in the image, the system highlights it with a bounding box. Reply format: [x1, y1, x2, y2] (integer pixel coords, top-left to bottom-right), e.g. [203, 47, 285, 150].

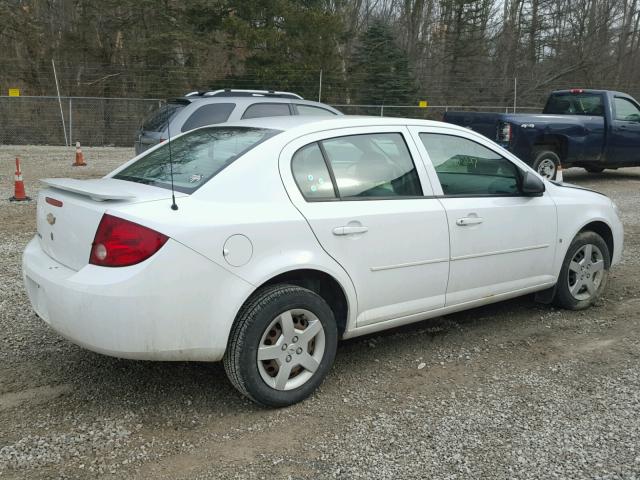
[554, 231, 610, 310]
[532, 149, 560, 180]
[224, 284, 338, 407]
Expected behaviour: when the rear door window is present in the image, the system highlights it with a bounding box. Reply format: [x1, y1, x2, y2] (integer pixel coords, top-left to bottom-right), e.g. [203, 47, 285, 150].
[181, 103, 235, 132]
[321, 133, 422, 198]
[242, 103, 292, 119]
[142, 102, 187, 132]
[296, 104, 336, 116]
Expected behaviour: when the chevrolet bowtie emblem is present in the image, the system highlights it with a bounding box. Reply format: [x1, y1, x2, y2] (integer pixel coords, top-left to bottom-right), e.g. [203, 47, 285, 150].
[46, 213, 56, 225]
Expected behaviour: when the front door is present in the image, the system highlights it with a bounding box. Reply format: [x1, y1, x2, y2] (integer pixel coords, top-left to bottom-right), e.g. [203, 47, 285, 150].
[280, 127, 450, 327]
[410, 127, 558, 306]
[608, 96, 640, 166]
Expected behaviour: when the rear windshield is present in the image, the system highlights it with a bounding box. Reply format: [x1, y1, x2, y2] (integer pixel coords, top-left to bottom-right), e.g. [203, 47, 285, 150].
[141, 101, 187, 131]
[543, 93, 604, 116]
[114, 127, 279, 193]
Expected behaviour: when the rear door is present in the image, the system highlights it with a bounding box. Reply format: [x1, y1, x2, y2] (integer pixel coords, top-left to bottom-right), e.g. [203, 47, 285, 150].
[607, 96, 640, 165]
[280, 126, 450, 327]
[410, 126, 557, 306]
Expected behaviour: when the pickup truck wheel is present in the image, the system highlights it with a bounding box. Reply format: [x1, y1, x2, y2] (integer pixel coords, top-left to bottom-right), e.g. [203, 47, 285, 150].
[554, 231, 610, 310]
[585, 167, 605, 173]
[223, 284, 338, 407]
[532, 150, 560, 180]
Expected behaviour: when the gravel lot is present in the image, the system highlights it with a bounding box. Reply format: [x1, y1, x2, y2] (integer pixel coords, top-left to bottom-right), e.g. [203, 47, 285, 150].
[1, 145, 639, 479]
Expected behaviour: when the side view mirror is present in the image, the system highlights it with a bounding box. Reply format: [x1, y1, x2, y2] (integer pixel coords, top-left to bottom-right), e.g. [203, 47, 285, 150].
[521, 170, 546, 196]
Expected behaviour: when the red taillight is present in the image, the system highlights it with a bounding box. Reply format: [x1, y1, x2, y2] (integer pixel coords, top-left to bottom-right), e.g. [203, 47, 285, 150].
[45, 197, 63, 207]
[89, 214, 169, 267]
[570, 88, 584, 94]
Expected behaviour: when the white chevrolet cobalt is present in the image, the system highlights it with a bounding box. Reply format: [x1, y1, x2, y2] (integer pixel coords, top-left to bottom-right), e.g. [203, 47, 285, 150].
[23, 117, 623, 406]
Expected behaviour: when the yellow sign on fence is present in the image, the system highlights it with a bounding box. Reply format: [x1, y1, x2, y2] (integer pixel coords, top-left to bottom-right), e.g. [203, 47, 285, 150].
[418, 100, 428, 108]
[8, 88, 20, 97]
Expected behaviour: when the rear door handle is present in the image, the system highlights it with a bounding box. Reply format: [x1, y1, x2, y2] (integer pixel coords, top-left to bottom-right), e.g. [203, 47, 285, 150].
[333, 226, 369, 236]
[456, 217, 483, 226]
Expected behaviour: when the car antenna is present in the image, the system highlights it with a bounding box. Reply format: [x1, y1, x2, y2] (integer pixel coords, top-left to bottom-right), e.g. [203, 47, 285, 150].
[167, 120, 178, 211]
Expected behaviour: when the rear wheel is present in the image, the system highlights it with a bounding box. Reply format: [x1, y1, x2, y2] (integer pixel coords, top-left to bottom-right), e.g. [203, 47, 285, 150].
[554, 231, 610, 310]
[585, 167, 605, 173]
[224, 284, 338, 407]
[532, 149, 560, 180]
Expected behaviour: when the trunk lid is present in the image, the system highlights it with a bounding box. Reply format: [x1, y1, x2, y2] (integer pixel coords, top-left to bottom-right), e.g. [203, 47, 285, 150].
[36, 178, 182, 271]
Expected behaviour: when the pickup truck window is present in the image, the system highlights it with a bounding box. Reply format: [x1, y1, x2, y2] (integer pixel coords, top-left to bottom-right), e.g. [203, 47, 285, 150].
[614, 97, 640, 122]
[544, 93, 604, 116]
[420, 133, 520, 196]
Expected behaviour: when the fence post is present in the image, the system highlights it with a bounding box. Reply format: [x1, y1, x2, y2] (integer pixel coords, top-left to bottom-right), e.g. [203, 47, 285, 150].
[513, 77, 517, 113]
[318, 69, 323, 102]
[380, 105, 384, 116]
[69, 98, 73, 144]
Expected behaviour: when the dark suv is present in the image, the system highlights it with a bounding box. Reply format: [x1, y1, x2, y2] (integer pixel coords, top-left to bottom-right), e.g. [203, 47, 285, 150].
[134, 89, 342, 154]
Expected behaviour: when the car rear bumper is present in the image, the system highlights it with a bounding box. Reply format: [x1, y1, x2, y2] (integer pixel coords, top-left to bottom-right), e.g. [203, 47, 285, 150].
[22, 236, 253, 361]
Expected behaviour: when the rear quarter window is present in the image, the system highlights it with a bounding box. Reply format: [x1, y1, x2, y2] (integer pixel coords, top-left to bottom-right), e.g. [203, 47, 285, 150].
[296, 104, 336, 116]
[242, 103, 291, 119]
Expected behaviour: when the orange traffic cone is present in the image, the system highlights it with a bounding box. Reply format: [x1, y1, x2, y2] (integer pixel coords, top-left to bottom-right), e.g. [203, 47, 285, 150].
[555, 162, 564, 182]
[73, 141, 87, 166]
[9, 157, 31, 202]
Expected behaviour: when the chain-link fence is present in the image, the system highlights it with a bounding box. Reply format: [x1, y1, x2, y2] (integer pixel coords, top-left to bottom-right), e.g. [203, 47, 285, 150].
[0, 95, 543, 147]
[0, 96, 163, 147]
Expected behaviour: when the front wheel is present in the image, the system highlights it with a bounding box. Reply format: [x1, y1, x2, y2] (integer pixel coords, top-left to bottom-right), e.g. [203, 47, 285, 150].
[224, 284, 338, 407]
[532, 150, 560, 180]
[554, 231, 610, 310]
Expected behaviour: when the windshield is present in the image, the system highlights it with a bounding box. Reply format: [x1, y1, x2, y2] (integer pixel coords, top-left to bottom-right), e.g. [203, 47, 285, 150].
[114, 126, 280, 193]
[544, 93, 604, 116]
[141, 101, 187, 132]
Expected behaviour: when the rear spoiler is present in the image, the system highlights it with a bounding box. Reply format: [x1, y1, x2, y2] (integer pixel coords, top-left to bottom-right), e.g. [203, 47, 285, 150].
[41, 178, 136, 201]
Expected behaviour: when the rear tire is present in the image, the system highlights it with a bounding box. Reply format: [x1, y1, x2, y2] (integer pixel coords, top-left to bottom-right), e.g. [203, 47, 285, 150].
[554, 231, 610, 310]
[532, 149, 560, 180]
[585, 167, 605, 173]
[223, 284, 338, 407]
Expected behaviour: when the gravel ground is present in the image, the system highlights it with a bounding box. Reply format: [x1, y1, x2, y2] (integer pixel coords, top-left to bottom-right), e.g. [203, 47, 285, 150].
[0, 145, 639, 479]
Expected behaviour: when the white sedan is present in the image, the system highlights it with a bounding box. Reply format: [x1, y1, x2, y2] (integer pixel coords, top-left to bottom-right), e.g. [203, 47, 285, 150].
[23, 116, 623, 406]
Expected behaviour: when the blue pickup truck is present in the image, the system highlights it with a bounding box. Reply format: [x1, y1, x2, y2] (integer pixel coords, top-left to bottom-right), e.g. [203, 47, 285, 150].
[442, 89, 640, 179]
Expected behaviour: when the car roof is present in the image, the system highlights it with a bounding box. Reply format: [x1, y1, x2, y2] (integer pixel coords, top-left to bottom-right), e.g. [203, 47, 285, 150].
[220, 115, 468, 134]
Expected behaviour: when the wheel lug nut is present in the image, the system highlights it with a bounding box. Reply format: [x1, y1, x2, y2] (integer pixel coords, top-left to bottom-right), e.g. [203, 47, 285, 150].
[292, 336, 298, 343]
[281, 344, 288, 351]
[286, 355, 292, 362]
[296, 347, 303, 354]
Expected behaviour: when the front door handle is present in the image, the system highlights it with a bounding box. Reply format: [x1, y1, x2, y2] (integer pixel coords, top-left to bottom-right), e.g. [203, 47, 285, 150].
[456, 217, 483, 226]
[333, 225, 369, 236]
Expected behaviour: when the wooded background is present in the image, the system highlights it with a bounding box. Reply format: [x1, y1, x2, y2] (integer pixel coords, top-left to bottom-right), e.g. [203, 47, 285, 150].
[2, 0, 640, 145]
[3, 0, 640, 106]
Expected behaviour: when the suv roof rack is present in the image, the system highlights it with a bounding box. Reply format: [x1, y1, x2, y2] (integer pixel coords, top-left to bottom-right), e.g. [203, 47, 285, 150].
[184, 89, 303, 100]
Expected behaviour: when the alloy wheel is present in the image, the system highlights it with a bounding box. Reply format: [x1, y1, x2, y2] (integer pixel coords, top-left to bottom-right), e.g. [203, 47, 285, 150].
[257, 309, 326, 391]
[567, 244, 605, 301]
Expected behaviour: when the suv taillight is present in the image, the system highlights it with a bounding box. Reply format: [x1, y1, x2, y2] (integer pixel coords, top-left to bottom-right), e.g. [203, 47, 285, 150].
[89, 214, 169, 267]
[497, 122, 512, 143]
